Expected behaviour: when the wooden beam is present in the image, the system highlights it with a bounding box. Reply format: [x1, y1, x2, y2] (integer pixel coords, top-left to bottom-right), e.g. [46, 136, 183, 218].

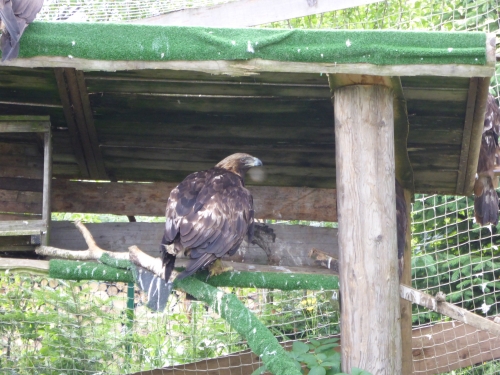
[0, 258, 49, 275]
[74, 70, 108, 179]
[455, 77, 479, 194]
[461, 77, 493, 195]
[0, 116, 50, 133]
[334, 82, 401, 373]
[400, 189, 413, 375]
[5, 57, 495, 78]
[401, 284, 500, 336]
[46, 221, 338, 269]
[0, 220, 47, 236]
[3, 254, 336, 278]
[54, 68, 107, 180]
[41, 130, 52, 245]
[131, 0, 381, 27]
[328, 74, 414, 191]
[0, 177, 43, 192]
[0, 180, 338, 221]
[54, 68, 90, 179]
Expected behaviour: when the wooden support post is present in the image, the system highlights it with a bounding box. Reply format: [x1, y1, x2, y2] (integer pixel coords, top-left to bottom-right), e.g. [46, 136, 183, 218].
[400, 189, 413, 375]
[42, 130, 52, 245]
[334, 83, 401, 374]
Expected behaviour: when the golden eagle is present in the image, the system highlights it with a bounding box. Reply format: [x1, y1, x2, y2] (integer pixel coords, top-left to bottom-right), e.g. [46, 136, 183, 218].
[0, 0, 44, 61]
[474, 94, 500, 226]
[160, 153, 263, 294]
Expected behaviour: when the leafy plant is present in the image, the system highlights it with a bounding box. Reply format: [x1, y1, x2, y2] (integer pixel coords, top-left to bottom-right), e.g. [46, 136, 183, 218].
[251, 338, 371, 375]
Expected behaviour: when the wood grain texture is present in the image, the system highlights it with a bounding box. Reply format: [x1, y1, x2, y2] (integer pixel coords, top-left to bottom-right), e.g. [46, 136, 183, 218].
[334, 84, 401, 374]
[42, 130, 52, 245]
[400, 189, 413, 375]
[4, 57, 494, 78]
[462, 77, 493, 195]
[0, 180, 338, 222]
[54, 68, 90, 178]
[401, 284, 500, 336]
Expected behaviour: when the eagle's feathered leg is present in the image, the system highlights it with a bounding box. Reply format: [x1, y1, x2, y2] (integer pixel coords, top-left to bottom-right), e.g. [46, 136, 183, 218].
[177, 252, 217, 281]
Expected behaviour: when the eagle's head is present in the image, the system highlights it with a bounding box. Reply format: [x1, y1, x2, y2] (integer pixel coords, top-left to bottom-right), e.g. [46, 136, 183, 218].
[216, 153, 263, 178]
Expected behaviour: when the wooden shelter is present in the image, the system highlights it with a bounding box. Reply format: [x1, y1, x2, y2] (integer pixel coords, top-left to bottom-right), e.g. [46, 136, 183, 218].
[0, 22, 496, 375]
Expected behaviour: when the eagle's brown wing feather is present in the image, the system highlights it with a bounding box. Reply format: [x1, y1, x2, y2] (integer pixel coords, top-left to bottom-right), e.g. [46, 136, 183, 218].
[0, 0, 44, 61]
[474, 94, 500, 226]
[161, 168, 253, 282]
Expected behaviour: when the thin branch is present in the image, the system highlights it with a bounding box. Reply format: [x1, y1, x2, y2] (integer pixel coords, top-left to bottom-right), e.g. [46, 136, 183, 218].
[35, 220, 129, 260]
[128, 245, 167, 280]
[310, 247, 500, 336]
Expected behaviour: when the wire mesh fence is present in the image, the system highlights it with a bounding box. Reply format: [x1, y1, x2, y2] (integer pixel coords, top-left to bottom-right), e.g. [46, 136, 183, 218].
[37, 0, 240, 22]
[411, 194, 500, 374]
[2, 0, 500, 374]
[0, 275, 340, 374]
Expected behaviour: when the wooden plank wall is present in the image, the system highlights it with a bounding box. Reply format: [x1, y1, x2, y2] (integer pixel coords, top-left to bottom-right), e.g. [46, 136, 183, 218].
[0, 180, 337, 222]
[48, 221, 338, 268]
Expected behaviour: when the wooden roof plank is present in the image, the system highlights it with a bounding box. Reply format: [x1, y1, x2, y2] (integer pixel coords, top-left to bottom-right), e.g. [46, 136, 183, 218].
[6, 57, 495, 78]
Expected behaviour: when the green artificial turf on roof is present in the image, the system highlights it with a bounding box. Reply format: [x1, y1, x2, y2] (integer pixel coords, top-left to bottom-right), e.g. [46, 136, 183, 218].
[15, 22, 487, 66]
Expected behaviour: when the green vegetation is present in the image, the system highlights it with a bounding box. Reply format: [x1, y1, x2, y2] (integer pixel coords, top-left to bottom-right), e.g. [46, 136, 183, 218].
[410, 195, 500, 324]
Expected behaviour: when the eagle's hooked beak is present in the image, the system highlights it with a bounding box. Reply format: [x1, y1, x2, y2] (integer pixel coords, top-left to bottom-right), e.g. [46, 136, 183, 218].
[248, 157, 263, 168]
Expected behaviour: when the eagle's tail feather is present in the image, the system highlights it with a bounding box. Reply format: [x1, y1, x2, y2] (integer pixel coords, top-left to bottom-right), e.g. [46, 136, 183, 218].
[160, 233, 177, 282]
[0, 2, 21, 44]
[474, 179, 499, 226]
[175, 253, 217, 281]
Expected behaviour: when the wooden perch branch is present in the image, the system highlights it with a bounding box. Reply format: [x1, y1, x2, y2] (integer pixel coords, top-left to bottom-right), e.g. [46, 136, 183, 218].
[309, 247, 339, 273]
[129, 245, 166, 280]
[36, 220, 129, 260]
[400, 284, 500, 336]
[310, 248, 500, 336]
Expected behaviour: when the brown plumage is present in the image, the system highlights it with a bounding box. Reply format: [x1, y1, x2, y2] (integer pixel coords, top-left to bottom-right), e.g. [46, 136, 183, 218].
[474, 94, 500, 226]
[0, 0, 44, 61]
[160, 153, 262, 288]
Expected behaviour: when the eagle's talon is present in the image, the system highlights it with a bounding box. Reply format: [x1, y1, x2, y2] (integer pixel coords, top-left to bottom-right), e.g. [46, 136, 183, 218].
[208, 259, 233, 277]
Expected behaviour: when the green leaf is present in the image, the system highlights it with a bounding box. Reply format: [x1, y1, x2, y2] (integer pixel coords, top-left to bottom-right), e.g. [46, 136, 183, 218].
[316, 343, 339, 353]
[316, 353, 327, 361]
[309, 338, 321, 347]
[326, 352, 341, 362]
[292, 341, 310, 354]
[321, 361, 340, 367]
[308, 366, 327, 375]
[318, 337, 339, 345]
[296, 353, 318, 367]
